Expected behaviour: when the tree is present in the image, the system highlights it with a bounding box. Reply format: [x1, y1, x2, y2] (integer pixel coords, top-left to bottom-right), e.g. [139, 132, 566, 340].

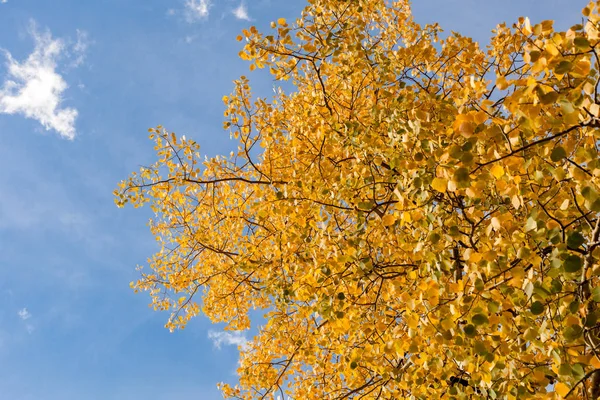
[116, 0, 600, 398]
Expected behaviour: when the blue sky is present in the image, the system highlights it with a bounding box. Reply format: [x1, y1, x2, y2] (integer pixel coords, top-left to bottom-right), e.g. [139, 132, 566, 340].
[0, 0, 588, 399]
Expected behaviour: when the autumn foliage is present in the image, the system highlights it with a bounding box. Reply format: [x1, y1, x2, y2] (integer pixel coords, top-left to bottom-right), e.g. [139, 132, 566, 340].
[116, 0, 600, 398]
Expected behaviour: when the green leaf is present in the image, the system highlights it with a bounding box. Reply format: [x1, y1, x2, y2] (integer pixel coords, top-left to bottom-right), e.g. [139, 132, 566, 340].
[563, 255, 583, 273]
[559, 99, 575, 114]
[569, 300, 580, 314]
[464, 324, 477, 337]
[517, 247, 531, 259]
[428, 232, 441, 244]
[475, 278, 485, 292]
[449, 145, 462, 159]
[462, 141, 474, 151]
[582, 186, 597, 201]
[591, 198, 600, 212]
[524, 281, 534, 298]
[551, 278, 563, 293]
[540, 91, 559, 105]
[460, 152, 474, 164]
[558, 363, 572, 376]
[567, 232, 585, 249]
[563, 324, 583, 342]
[592, 287, 600, 302]
[574, 37, 590, 50]
[472, 314, 489, 326]
[454, 167, 470, 182]
[474, 341, 487, 355]
[572, 363, 585, 380]
[530, 301, 545, 315]
[487, 301, 500, 313]
[525, 217, 538, 232]
[550, 146, 567, 162]
[555, 61, 573, 75]
[533, 285, 551, 300]
[357, 201, 373, 210]
[585, 311, 598, 327]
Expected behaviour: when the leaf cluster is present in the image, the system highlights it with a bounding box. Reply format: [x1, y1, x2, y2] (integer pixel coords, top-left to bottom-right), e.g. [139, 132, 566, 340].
[116, 1, 600, 398]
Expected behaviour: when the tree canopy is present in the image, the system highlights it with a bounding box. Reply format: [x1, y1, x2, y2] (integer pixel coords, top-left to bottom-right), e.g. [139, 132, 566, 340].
[116, 0, 600, 398]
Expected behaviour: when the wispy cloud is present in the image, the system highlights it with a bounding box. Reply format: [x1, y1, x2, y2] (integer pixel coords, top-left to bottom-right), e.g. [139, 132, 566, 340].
[18, 308, 31, 320]
[185, 0, 211, 21]
[70, 29, 90, 68]
[208, 330, 248, 350]
[0, 22, 79, 139]
[232, 3, 250, 21]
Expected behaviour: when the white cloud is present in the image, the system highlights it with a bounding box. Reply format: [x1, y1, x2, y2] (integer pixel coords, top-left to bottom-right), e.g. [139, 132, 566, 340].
[185, 0, 211, 21]
[17, 308, 31, 320]
[232, 3, 250, 21]
[0, 23, 78, 139]
[208, 330, 248, 350]
[70, 29, 90, 68]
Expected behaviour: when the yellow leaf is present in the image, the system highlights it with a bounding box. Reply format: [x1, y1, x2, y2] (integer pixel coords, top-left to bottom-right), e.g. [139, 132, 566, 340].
[583, 6, 591, 17]
[406, 313, 419, 329]
[483, 251, 497, 262]
[491, 217, 501, 230]
[554, 382, 570, 397]
[545, 42, 559, 56]
[428, 288, 439, 306]
[496, 75, 508, 90]
[277, 18, 287, 26]
[381, 214, 396, 226]
[431, 178, 447, 193]
[541, 20, 554, 34]
[522, 17, 532, 35]
[470, 252, 482, 263]
[447, 179, 457, 192]
[490, 164, 505, 179]
[511, 195, 521, 209]
[457, 122, 474, 137]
